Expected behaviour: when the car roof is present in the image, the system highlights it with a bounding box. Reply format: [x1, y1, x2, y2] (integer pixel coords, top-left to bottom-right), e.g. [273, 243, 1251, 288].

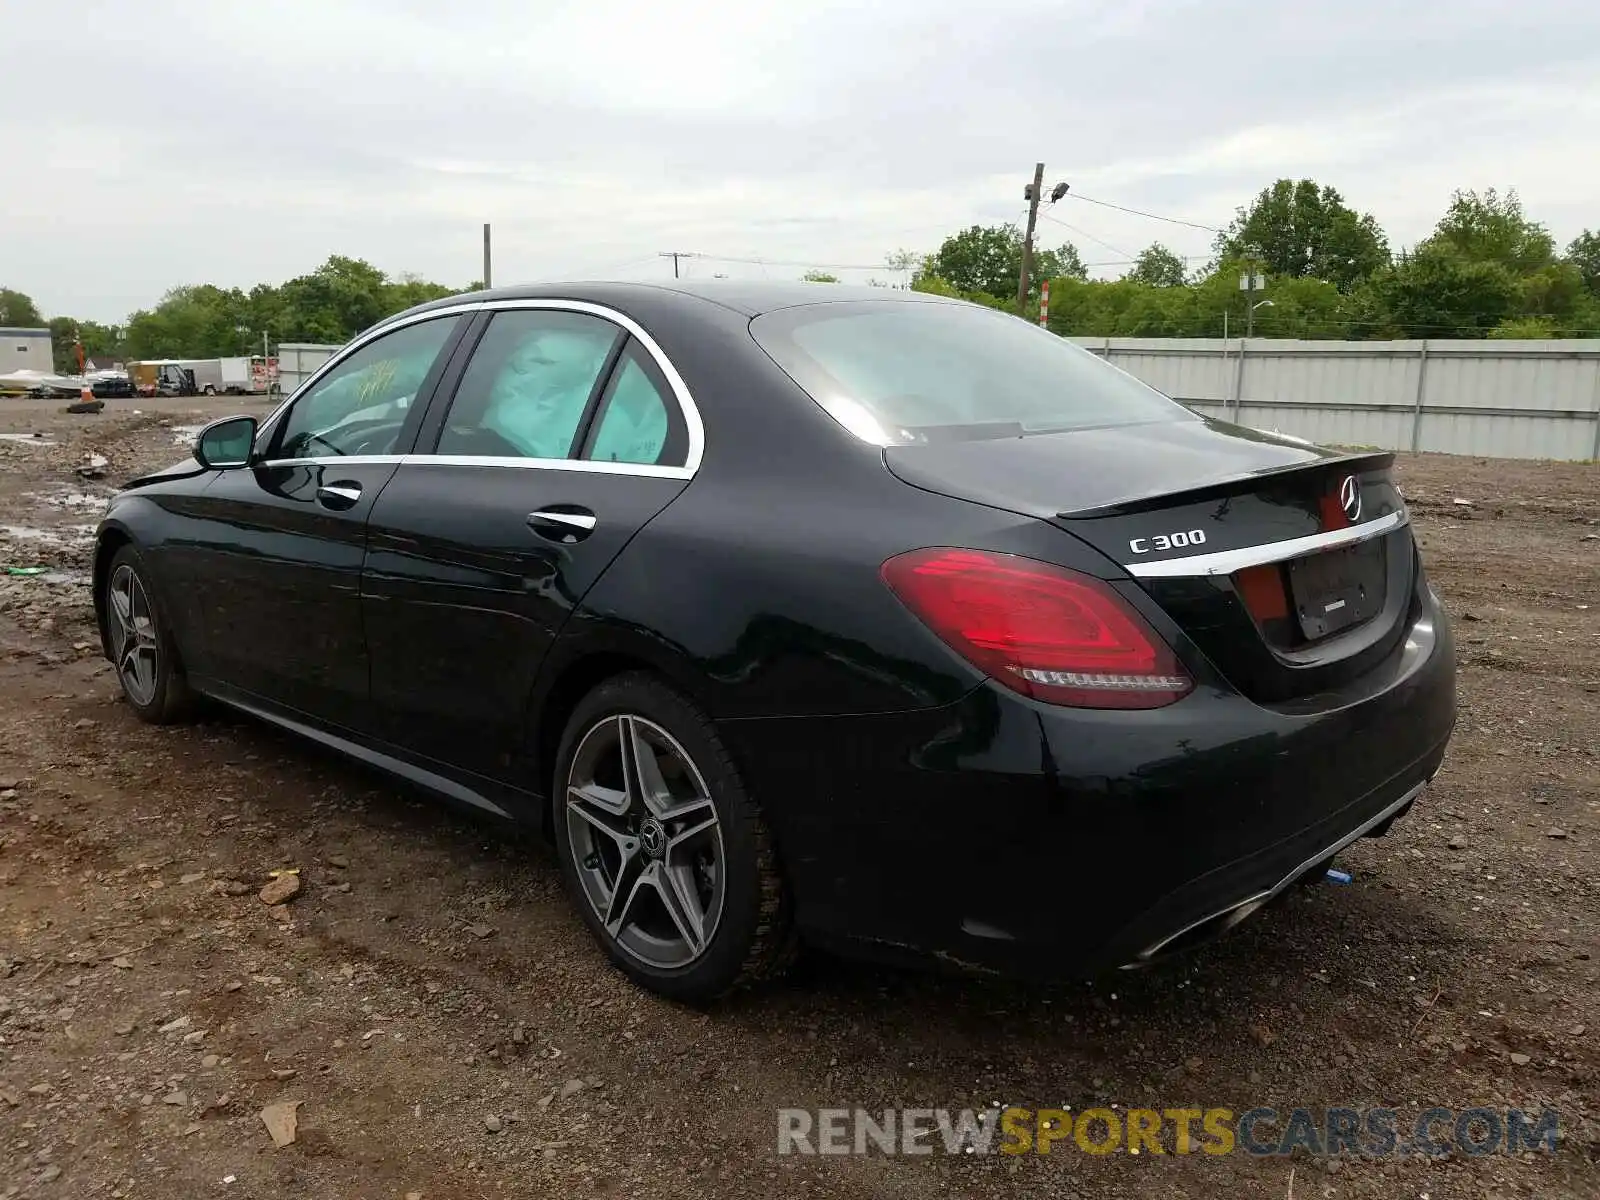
[392, 279, 957, 323]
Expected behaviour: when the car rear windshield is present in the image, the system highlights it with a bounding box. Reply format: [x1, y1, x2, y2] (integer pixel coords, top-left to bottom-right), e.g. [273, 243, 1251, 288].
[749, 299, 1190, 445]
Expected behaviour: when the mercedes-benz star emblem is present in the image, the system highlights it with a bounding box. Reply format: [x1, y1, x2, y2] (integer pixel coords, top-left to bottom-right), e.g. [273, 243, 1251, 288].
[1339, 474, 1363, 523]
[639, 818, 667, 859]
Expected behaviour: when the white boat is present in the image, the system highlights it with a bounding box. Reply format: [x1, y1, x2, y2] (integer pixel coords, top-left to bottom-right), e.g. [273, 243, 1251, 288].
[0, 369, 80, 396]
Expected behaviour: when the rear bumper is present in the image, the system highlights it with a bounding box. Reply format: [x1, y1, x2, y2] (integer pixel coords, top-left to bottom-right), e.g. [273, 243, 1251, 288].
[717, 591, 1455, 977]
[1107, 775, 1428, 970]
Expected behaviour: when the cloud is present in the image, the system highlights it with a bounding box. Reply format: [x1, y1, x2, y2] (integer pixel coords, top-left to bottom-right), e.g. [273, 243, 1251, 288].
[3, 0, 1597, 319]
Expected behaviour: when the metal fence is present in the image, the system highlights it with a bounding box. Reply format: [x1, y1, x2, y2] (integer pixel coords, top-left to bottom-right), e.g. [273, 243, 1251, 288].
[1071, 337, 1600, 461]
[275, 343, 341, 397]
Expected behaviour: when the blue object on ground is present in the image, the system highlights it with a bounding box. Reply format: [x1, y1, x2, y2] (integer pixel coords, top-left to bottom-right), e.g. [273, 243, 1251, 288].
[1325, 868, 1353, 884]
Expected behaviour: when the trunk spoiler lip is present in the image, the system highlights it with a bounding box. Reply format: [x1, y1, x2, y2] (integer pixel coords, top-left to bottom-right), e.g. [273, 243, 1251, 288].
[1053, 449, 1396, 521]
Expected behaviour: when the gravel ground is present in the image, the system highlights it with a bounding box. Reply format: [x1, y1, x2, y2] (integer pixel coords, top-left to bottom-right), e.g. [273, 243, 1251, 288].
[1, 398, 1597, 1199]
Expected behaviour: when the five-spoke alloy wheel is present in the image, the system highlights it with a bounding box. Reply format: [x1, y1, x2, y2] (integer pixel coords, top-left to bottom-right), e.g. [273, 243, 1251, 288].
[102, 545, 189, 723]
[108, 562, 160, 707]
[566, 714, 726, 969]
[554, 674, 793, 1001]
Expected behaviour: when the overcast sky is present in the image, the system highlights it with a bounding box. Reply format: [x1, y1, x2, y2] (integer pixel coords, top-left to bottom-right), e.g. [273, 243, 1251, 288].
[6, 0, 1599, 322]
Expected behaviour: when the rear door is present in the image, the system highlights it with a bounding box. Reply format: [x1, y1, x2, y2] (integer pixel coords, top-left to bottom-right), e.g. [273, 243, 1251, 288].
[361, 301, 698, 790]
[178, 312, 468, 730]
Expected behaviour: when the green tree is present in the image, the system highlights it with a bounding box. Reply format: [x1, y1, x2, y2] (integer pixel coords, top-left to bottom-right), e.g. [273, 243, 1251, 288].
[925, 224, 1024, 300]
[800, 270, 839, 283]
[48, 316, 123, 372]
[274, 255, 391, 342]
[1035, 242, 1087, 282]
[1422, 188, 1554, 274]
[1489, 316, 1557, 339]
[0, 287, 43, 327]
[884, 249, 922, 278]
[1370, 247, 1520, 338]
[124, 284, 256, 358]
[383, 273, 457, 312]
[1124, 243, 1188, 287]
[1564, 229, 1600, 296]
[1517, 262, 1589, 323]
[114, 257, 467, 357]
[1217, 179, 1389, 292]
[923, 225, 1087, 302]
[909, 272, 1007, 310]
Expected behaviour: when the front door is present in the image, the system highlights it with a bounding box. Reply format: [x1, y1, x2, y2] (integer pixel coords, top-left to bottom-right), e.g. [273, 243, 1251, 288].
[361, 305, 695, 792]
[182, 313, 468, 731]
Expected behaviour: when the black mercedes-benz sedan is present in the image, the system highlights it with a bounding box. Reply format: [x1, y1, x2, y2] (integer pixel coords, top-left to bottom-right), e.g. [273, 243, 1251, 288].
[93, 281, 1455, 1000]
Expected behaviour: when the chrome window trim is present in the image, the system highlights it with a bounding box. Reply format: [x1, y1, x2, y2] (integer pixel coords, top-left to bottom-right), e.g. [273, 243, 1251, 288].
[400, 454, 692, 480]
[257, 454, 408, 468]
[1123, 509, 1408, 578]
[256, 298, 705, 480]
[255, 453, 691, 480]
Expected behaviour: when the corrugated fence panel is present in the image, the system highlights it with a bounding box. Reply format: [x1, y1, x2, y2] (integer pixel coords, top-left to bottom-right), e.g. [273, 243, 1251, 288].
[1072, 337, 1600, 461]
[1244, 403, 1414, 451]
[1418, 410, 1594, 460]
[276, 343, 341, 396]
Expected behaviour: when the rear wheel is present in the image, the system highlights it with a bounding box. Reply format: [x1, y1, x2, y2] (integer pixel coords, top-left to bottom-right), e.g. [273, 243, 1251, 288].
[553, 674, 793, 1002]
[105, 545, 191, 724]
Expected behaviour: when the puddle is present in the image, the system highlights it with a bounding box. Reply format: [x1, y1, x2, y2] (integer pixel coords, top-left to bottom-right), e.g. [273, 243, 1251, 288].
[0, 523, 97, 548]
[2, 567, 90, 586]
[0, 433, 55, 447]
[25, 487, 111, 513]
[39, 568, 90, 586]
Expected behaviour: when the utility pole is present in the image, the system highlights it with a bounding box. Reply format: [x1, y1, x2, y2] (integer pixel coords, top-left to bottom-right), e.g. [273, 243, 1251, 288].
[482, 224, 492, 290]
[1241, 261, 1265, 336]
[658, 251, 693, 279]
[1016, 161, 1045, 314]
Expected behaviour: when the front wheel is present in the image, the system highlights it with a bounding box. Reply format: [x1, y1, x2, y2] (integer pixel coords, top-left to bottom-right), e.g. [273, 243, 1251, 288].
[104, 545, 191, 724]
[553, 674, 794, 1002]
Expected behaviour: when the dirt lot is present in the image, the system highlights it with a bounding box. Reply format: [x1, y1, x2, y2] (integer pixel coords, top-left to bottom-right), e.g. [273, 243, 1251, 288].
[1, 397, 1597, 1199]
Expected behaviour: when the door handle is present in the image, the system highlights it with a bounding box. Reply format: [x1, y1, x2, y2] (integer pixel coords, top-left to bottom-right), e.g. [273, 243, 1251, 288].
[527, 507, 597, 542]
[316, 483, 363, 510]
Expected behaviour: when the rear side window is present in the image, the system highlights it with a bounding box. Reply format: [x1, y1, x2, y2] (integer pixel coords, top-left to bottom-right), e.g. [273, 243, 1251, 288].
[749, 300, 1189, 445]
[581, 342, 687, 467]
[437, 310, 621, 460]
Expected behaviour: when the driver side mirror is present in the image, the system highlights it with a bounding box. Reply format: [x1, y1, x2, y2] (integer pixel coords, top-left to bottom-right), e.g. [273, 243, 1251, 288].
[193, 416, 258, 470]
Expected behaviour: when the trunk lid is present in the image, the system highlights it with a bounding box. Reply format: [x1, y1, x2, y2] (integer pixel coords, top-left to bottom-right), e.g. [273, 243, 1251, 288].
[884, 417, 1418, 703]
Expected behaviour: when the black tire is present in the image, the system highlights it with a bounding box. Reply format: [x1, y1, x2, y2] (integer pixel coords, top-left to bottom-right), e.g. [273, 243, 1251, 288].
[552, 673, 794, 1002]
[104, 544, 192, 724]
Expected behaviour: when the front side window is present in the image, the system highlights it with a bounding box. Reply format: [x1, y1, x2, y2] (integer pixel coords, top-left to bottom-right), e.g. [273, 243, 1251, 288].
[581, 342, 686, 467]
[436, 310, 621, 459]
[750, 300, 1190, 445]
[275, 316, 459, 459]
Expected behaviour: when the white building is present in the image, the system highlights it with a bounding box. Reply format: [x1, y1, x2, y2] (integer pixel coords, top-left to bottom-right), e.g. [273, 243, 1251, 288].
[1, 327, 54, 373]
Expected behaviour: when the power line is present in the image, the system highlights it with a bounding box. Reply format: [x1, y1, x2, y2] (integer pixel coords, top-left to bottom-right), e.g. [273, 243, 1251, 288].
[1079, 254, 1211, 267]
[654, 251, 910, 272]
[1061, 191, 1223, 234]
[1040, 213, 1137, 260]
[565, 254, 660, 278]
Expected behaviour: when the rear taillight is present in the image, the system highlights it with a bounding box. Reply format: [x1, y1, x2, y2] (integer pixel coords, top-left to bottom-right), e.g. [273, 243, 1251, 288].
[881, 548, 1192, 709]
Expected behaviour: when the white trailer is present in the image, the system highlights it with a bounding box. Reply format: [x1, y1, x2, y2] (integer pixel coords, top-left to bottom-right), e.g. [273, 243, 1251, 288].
[178, 357, 257, 394]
